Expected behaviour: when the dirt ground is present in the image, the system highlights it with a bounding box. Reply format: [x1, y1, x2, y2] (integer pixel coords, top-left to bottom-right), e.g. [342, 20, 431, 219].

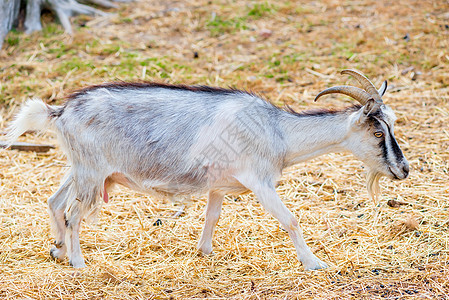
[1, 0, 448, 299]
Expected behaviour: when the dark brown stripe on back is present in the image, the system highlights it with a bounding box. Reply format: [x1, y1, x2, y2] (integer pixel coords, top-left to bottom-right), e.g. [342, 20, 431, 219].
[66, 81, 250, 100]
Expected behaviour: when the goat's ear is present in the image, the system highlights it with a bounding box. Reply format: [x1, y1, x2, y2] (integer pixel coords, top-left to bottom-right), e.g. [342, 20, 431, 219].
[363, 99, 379, 115]
[355, 99, 379, 125]
[378, 80, 387, 97]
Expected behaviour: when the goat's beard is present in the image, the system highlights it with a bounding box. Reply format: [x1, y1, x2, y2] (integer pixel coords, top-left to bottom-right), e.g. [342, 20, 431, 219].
[366, 170, 383, 200]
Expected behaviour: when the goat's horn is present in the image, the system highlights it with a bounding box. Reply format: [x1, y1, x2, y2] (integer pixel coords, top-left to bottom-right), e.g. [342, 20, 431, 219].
[341, 69, 382, 102]
[314, 85, 373, 105]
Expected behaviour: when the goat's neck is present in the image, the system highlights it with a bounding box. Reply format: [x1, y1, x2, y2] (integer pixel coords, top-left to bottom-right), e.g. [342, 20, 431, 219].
[281, 110, 354, 167]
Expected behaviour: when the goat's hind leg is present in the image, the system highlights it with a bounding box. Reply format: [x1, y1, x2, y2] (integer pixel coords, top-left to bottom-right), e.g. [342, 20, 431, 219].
[65, 204, 85, 268]
[64, 178, 101, 268]
[48, 174, 73, 261]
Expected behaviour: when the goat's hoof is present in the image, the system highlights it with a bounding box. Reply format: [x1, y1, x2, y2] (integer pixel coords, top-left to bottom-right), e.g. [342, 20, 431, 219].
[303, 258, 328, 271]
[198, 244, 214, 255]
[49, 246, 66, 261]
[199, 250, 215, 257]
[69, 257, 86, 268]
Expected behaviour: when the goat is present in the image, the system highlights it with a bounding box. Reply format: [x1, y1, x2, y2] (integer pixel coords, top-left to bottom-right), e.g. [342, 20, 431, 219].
[6, 69, 409, 270]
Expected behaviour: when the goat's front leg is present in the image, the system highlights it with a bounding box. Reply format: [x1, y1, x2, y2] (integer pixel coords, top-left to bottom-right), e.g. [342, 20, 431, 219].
[251, 183, 328, 270]
[197, 190, 224, 255]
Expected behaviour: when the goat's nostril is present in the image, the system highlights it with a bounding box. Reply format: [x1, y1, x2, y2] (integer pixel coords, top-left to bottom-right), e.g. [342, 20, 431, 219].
[403, 165, 409, 175]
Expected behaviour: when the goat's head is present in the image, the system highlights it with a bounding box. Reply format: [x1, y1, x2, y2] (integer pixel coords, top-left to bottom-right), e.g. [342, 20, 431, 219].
[315, 69, 409, 198]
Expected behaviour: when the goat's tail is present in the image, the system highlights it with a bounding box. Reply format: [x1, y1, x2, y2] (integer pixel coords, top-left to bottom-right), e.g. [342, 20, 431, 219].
[6, 98, 62, 146]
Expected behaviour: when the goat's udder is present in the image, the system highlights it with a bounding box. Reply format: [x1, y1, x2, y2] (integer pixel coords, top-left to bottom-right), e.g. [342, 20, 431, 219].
[102, 172, 137, 203]
[103, 188, 109, 203]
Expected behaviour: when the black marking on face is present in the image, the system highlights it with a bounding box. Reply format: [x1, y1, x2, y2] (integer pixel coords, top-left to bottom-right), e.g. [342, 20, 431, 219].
[367, 116, 384, 132]
[367, 116, 388, 161]
[368, 111, 405, 169]
[378, 138, 388, 161]
[384, 123, 404, 161]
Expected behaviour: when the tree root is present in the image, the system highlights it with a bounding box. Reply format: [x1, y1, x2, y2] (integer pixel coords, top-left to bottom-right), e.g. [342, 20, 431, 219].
[0, 0, 21, 49]
[0, 0, 130, 49]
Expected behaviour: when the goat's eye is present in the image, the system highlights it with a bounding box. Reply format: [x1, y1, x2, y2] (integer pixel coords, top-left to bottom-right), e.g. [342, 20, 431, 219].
[374, 131, 384, 138]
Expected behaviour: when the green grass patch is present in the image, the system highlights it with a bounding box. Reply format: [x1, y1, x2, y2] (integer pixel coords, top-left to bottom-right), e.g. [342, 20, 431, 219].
[42, 24, 64, 38]
[207, 15, 249, 36]
[247, 2, 276, 18]
[57, 57, 96, 73]
[101, 44, 121, 55]
[6, 35, 20, 47]
[262, 53, 299, 83]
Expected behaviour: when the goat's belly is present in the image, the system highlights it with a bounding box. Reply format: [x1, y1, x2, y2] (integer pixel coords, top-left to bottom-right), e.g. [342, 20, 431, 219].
[214, 185, 251, 195]
[142, 179, 206, 196]
[107, 172, 250, 200]
[209, 176, 251, 195]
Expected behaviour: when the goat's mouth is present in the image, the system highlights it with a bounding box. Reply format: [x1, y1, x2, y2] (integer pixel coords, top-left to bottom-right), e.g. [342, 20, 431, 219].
[388, 167, 401, 180]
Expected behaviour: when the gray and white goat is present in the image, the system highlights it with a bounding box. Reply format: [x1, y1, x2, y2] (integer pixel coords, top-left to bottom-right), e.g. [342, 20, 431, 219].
[7, 69, 409, 270]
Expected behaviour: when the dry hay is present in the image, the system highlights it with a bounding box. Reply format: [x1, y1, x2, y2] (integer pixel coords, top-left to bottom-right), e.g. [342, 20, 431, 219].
[1, 0, 449, 299]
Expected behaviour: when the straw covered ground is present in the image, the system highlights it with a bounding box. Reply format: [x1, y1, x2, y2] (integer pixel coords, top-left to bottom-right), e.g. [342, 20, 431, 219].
[1, 0, 449, 298]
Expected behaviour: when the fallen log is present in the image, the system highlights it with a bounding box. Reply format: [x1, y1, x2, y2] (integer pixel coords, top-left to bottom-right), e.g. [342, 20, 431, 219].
[0, 141, 55, 152]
